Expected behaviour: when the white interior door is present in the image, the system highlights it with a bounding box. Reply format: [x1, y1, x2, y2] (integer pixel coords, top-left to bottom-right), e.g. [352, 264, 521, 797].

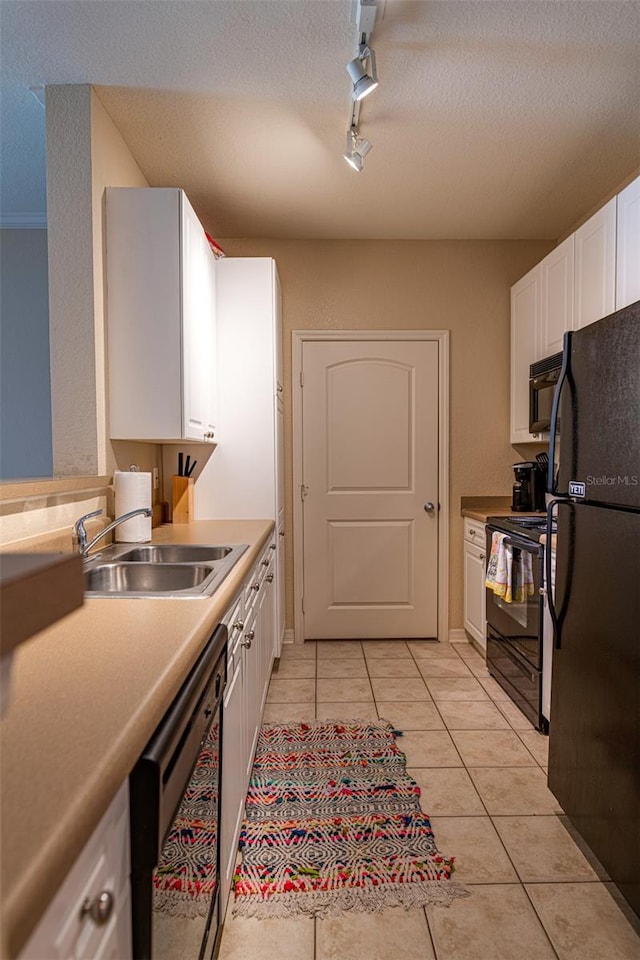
[301, 340, 439, 639]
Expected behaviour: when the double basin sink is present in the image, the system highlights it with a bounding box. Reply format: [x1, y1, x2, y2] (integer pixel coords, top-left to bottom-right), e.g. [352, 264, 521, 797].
[83, 543, 249, 598]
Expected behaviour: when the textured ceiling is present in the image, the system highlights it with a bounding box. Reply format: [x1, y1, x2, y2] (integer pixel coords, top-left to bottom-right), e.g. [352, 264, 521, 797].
[1, 0, 639, 239]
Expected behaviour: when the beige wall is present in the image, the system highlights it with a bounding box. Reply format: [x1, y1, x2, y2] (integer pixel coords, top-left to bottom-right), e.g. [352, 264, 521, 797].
[45, 85, 96, 476]
[217, 238, 553, 630]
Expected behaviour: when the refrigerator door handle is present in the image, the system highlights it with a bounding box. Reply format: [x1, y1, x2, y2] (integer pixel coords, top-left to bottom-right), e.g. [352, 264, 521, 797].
[548, 331, 572, 495]
[546, 498, 563, 649]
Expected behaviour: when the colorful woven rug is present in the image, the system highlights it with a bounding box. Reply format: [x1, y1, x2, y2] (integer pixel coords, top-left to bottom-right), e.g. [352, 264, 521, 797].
[232, 719, 468, 919]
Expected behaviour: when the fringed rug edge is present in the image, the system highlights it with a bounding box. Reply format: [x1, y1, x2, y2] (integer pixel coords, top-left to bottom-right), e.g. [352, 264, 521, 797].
[232, 879, 470, 920]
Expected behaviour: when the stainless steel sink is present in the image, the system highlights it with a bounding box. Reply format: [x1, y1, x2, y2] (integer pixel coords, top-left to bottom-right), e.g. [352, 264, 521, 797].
[117, 545, 233, 563]
[85, 563, 213, 593]
[83, 542, 249, 599]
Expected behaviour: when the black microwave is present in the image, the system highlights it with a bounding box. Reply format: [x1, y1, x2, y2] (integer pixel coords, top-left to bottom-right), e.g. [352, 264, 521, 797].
[529, 351, 563, 433]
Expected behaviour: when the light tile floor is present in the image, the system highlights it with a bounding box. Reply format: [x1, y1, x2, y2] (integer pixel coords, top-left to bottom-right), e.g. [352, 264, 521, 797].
[219, 639, 640, 960]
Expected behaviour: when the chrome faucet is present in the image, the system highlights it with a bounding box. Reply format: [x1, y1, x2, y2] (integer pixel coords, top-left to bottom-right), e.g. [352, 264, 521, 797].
[73, 508, 153, 557]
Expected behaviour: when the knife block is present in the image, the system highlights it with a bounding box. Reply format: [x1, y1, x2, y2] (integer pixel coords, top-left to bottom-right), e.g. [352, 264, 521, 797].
[172, 476, 194, 524]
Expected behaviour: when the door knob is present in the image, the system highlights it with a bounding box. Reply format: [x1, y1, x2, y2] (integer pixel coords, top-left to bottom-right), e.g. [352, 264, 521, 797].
[423, 502, 435, 513]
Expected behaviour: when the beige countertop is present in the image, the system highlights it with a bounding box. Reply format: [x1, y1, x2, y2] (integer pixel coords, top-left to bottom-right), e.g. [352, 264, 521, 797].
[0, 518, 274, 958]
[460, 496, 546, 523]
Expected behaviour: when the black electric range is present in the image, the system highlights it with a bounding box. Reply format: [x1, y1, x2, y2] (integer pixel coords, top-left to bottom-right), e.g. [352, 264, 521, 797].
[484, 513, 554, 733]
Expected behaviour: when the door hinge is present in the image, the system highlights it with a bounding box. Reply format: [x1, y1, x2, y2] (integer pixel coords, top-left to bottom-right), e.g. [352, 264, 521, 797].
[300, 371, 304, 387]
[300, 484, 309, 501]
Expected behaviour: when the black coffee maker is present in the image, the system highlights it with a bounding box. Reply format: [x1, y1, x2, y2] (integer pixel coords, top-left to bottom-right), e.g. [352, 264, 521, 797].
[511, 461, 546, 512]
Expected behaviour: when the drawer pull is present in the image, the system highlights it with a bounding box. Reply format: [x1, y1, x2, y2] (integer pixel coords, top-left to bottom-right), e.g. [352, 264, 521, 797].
[469, 529, 476, 536]
[80, 890, 114, 926]
[270, 542, 277, 551]
[261, 558, 270, 566]
[232, 619, 245, 631]
[252, 582, 260, 592]
[265, 573, 274, 583]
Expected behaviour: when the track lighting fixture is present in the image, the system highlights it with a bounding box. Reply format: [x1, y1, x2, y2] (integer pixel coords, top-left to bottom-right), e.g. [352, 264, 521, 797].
[342, 0, 381, 173]
[346, 43, 378, 102]
[343, 126, 372, 173]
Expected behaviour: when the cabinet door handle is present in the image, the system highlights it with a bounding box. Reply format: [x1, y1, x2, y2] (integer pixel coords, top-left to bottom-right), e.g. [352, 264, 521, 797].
[479, 553, 485, 560]
[469, 529, 476, 536]
[266, 573, 274, 583]
[80, 890, 114, 926]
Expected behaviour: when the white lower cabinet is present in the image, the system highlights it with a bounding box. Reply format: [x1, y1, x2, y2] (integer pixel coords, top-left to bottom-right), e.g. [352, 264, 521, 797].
[463, 519, 487, 652]
[220, 540, 276, 921]
[220, 647, 245, 919]
[20, 784, 131, 960]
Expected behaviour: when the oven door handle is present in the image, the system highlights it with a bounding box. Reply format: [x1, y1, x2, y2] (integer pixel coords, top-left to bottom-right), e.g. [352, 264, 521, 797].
[498, 534, 541, 555]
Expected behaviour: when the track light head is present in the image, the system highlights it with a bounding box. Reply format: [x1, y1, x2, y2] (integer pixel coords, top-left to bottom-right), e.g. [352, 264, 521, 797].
[346, 43, 378, 101]
[343, 126, 372, 172]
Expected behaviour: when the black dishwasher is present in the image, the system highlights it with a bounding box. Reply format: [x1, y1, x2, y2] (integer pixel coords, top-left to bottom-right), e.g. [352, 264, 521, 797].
[130, 624, 227, 960]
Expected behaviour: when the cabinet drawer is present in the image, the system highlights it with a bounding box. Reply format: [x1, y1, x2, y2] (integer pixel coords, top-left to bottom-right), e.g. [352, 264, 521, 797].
[464, 519, 485, 546]
[20, 784, 130, 960]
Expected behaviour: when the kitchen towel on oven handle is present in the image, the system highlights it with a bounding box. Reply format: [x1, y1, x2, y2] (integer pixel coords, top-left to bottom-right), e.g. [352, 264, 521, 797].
[485, 532, 535, 603]
[485, 532, 512, 601]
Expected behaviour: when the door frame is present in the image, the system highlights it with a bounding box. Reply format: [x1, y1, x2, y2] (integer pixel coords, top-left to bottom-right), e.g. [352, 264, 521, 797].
[292, 330, 450, 644]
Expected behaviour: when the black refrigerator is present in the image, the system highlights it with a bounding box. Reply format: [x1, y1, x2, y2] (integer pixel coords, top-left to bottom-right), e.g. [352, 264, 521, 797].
[546, 300, 640, 918]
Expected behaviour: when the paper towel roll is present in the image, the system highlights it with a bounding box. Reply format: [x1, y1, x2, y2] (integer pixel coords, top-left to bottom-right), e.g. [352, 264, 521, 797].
[114, 470, 152, 542]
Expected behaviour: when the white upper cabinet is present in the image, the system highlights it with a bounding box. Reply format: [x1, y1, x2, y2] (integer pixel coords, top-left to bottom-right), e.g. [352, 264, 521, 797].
[510, 178, 636, 444]
[106, 188, 217, 443]
[574, 198, 616, 329]
[616, 175, 640, 310]
[539, 234, 574, 358]
[510, 265, 541, 443]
